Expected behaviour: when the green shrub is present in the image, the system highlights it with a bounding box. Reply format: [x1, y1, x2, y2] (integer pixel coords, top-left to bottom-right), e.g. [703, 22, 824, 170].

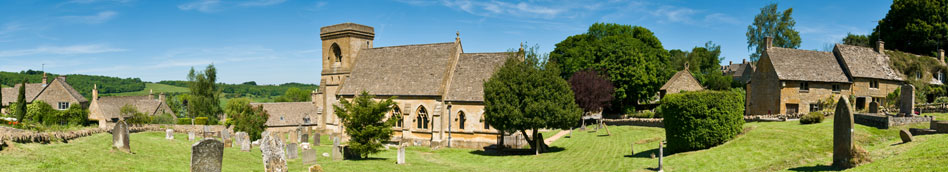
[800, 112, 824, 124]
[177, 118, 191, 125]
[195, 117, 208, 125]
[63, 105, 89, 126]
[152, 113, 176, 124]
[660, 90, 745, 153]
[630, 111, 656, 118]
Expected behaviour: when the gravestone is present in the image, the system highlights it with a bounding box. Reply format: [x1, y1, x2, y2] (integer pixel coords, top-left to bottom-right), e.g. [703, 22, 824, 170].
[191, 139, 224, 172]
[260, 131, 288, 172]
[899, 129, 913, 143]
[657, 141, 664, 172]
[166, 129, 174, 140]
[112, 120, 131, 153]
[286, 143, 299, 159]
[302, 149, 317, 165]
[235, 132, 246, 147]
[900, 84, 915, 115]
[313, 133, 321, 145]
[331, 136, 342, 161]
[289, 131, 299, 144]
[301, 133, 309, 143]
[221, 130, 230, 141]
[868, 102, 879, 113]
[397, 144, 406, 164]
[833, 97, 854, 167]
[237, 132, 251, 152]
[203, 126, 211, 138]
[189, 132, 196, 141]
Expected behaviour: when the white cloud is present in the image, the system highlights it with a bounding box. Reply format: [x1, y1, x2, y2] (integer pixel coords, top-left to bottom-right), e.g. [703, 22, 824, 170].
[0, 44, 126, 57]
[438, 0, 569, 19]
[238, 0, 286, 7]
[178, 0, 221, 13]
[62, 11, 118, 24]
[650, 5, 696, 23]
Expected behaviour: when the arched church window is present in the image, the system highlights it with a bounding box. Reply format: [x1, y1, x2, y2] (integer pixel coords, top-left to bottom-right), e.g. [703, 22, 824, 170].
[393, 105, 402, 127]
[416, 106, 429, 129]
[458, 111, 466, 130]
[331, 43, 342, 62]
[482, 114, 489, 130]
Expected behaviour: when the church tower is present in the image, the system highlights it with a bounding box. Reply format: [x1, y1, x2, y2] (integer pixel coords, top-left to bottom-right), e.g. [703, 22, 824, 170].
[318, 23, 374, 131]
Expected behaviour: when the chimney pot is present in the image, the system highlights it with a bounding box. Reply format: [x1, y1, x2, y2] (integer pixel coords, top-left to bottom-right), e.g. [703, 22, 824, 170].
[765, 37, 773, 50]
[729, 61, 733, 65]
[743, 59, 748, 64]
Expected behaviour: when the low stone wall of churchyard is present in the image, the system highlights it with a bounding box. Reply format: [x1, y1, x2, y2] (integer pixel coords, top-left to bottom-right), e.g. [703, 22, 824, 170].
[603, 118, 664, 128]
[0, 124, 230, 144]
[854, 113, 933, 129]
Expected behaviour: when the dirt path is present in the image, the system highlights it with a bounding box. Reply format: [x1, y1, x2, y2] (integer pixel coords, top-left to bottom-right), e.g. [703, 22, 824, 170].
[544, 130, 570, 145]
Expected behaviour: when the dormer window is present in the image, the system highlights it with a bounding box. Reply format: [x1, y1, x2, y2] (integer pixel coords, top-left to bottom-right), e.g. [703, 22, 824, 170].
[799, 82, 809, 92]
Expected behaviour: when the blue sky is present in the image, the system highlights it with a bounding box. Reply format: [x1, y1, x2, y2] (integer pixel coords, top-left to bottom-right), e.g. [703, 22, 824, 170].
[0, 0, 892, 85]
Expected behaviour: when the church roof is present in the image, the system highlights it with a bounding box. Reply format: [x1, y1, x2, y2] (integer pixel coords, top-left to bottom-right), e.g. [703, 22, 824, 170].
[444, 52, 512, 102]
[660, 68, 704, 94]
[766, 47, 851, 83]
[251, 102, 319, 127]
[834, 44, 904, 81]
[338, 42, 459, 96]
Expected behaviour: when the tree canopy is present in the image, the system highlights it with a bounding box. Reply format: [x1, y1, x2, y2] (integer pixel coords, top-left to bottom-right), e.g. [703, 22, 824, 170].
[842, 33, 871, 47]
[274, 87, 312, 102]
[568, 69, 614, 113]
[746, 3, 801, 62]
[485, 45, 582, 153]
[669, 42, 733, 90]
[225, 98, 269, 141]
[549, 23, 672, 112]
[187, 64, 222, 123]
[871, 0, 948, 56]
[333, 91, 397, 158]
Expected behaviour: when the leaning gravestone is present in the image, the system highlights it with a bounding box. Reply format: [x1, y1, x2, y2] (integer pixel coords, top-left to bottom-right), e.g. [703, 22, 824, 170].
[833, 97, 854, 167]
[331, 136, 342, 161]
[899, 129, 913, 143]
[260, 131, 288, 172]
[868, 102, 879, 113]
[189, 132, 196, 141]
[397, 144, 406, 164]
[286, 143, 299, 159]
[302, 149, 317, 165]
[900, 84, 915, 115]
[191, 139, 224, 172]
[112, 119, 131, 153]
[166, 129, 174, 140]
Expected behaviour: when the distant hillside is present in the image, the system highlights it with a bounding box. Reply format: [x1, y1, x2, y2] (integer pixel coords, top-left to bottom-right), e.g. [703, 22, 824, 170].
[0, 70, 146, 98]
[157, 80, 319, 99]
[103, 83, 190, 96]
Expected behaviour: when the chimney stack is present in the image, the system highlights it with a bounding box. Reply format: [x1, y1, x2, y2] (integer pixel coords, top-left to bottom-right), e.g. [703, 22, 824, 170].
[158, 92, 165, 102]
[729, 61, 733, 65]
[743, 59, 748, 64]
[765, 37, 773, 50]
[148, 89, 153, 99]
[940, 49, 945, 64]
[311, 90, 318, 104]
[42, 72, 47, 87]
[92, 84, 98, 103]
[876, 41, 885, 54]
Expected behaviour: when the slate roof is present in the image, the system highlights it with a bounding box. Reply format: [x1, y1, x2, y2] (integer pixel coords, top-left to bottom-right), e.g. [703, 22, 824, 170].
[444, 52, 512, 102]
[251, 102, 319, 127]
[91, 96, 172, 119]
[338, 42, 458, 96]
[1, 78, 87, 106]
[766, 47, 851, 83]
[834, 44, 904, 81]
[660, 69, 704, 94]
[727, 63, 755, 78]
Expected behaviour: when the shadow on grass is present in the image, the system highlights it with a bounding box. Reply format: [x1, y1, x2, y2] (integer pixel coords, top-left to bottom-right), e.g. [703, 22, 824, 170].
[468, 146, 565, 156]
[787, 165, 843, 171]
[624, 148, 680, 159]
[347, 157, 389, 161]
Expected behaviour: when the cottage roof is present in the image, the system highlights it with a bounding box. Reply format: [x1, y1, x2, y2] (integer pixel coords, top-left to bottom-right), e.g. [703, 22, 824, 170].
[834, 44, 904, 81]
[1, 78, 86, 106]
[251, 102, 319, 127]
[92, 96, 171, 119]
[660, 69, 704, 94]
[444, 52, 511, 102]
[338, 42, 458, 96]
[766, 47, 850, 83]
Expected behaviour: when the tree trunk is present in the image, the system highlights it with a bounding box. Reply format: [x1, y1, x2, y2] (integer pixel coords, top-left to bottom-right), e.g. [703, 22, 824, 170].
[499, 130, 505, 149]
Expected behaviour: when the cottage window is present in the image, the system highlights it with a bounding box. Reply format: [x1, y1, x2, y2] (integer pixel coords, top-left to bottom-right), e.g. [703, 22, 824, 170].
[869, 80, 879, 89]
[57, 102, 69, 110]
[810, 104, 820, 112]
[458, 111, 466, 130]
[786, 104, 799, 114]
[832, 84, 840, 93]
[303, 117, 311, 124]
[416, 106, 429, 129]
[392, 105, 402, 128]
[799, 82, 809, 92]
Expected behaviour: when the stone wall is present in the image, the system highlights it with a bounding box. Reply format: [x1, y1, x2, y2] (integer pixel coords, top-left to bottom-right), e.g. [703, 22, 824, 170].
[854, 113, 933, 129]
[602, 118, 664, 128]
[0, 124, 230, 144]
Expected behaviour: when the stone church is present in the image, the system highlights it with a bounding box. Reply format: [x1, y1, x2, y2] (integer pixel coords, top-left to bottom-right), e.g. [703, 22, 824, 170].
[312, 23, 517, 148]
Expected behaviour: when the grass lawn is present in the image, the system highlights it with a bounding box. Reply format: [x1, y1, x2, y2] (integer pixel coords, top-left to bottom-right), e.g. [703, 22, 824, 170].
[104, 83, 190, 96]
[1, 118, 946, 171]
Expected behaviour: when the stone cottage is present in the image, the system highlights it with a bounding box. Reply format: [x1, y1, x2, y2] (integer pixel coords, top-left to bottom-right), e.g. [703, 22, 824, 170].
[659, 64, 704, 98]
[1, 74, 87, 113]
[722, 59, 755, 84]
[311, 23, 514, 149]
[252, 100, 320, 132]
[88, 87, 173, 128]
[747, 38, 943, 115]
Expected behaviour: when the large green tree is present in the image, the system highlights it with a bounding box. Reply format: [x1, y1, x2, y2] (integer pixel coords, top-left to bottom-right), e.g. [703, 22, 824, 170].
[485, 46, 582, 153]
[549, 23, 672, 112]
[746, 3, 801, 62]
[669, 42, 731, 90]
[14, 80, 26, 123]
[871, 0, 948, 56]
[187, 65, 222, 123]
[333, 91, 397, 158]
[842, 33, 871, 47]
[225, 98, 269, 141]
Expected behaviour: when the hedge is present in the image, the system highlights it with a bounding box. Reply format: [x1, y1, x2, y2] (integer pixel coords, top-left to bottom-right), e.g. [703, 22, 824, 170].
[195, 117, 208, 125]
[177, 118, 191, 125]
[660, 90, 745, 153]
[800, 112, 824, 124]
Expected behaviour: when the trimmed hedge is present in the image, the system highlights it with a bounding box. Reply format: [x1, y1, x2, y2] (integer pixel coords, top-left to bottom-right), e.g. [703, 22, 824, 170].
[177, 118, 191, 125]
[800, 112, 824, 124]
[195, 117, 208, 125]
[661, 90, 745, 153]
